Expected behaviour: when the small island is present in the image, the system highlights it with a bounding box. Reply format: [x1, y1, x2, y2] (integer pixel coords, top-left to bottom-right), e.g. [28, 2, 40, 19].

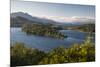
[22, 23, 66, 39]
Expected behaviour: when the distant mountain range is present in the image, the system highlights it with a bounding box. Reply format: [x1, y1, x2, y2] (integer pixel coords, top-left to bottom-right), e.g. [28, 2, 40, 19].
[10, 12, 95, 27]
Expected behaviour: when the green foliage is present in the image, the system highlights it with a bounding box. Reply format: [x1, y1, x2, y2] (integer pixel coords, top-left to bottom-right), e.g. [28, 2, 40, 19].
[39, 38, 95, 64]
[11, 43, 46, 66]
[22, 23, 66, 39]
[11, 38, 95, 66]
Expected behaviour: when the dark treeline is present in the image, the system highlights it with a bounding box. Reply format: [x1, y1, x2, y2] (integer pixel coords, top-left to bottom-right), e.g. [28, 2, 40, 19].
[63, 24, 95, 33]
[11, 37, 95, 66]
[22, 23, 66, 39]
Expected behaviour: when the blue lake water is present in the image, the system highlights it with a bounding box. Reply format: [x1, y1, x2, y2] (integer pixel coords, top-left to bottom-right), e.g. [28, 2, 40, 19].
[10, 28, 95, 52]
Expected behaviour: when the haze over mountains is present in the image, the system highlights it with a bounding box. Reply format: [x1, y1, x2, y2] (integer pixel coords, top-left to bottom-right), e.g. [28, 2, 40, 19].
[10, 12, 95, 27]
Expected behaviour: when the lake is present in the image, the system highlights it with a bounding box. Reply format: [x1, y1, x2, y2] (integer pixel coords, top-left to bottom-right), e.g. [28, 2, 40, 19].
[10, 28, 95, 52]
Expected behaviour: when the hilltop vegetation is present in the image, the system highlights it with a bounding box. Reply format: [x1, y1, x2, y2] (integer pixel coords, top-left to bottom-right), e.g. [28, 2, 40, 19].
[11, 37, 95, 66]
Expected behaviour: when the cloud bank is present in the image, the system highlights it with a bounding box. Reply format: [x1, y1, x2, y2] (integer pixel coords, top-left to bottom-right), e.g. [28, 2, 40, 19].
[41, 15, 95, 23]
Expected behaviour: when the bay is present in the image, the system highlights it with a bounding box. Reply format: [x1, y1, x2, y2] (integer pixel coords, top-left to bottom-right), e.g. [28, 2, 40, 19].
[10, 28, 95, 52]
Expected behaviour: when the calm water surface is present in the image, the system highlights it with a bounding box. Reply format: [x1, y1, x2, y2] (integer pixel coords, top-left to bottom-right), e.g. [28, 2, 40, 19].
[10, 28, 95, 52]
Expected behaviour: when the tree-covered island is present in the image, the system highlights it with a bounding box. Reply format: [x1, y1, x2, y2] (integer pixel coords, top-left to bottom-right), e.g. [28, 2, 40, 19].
[22, 23, 67, 39]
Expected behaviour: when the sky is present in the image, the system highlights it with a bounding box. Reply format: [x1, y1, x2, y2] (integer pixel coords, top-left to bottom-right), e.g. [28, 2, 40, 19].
[11, 0, 95, 22]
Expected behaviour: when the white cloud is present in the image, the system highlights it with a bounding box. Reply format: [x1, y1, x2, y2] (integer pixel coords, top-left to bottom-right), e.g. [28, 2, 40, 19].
[47, 16, 95, 23]
[32, 14, 95, 23]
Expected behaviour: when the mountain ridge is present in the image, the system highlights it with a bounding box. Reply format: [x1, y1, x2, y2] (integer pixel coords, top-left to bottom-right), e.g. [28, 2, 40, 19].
[10, 12, 95, 27]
